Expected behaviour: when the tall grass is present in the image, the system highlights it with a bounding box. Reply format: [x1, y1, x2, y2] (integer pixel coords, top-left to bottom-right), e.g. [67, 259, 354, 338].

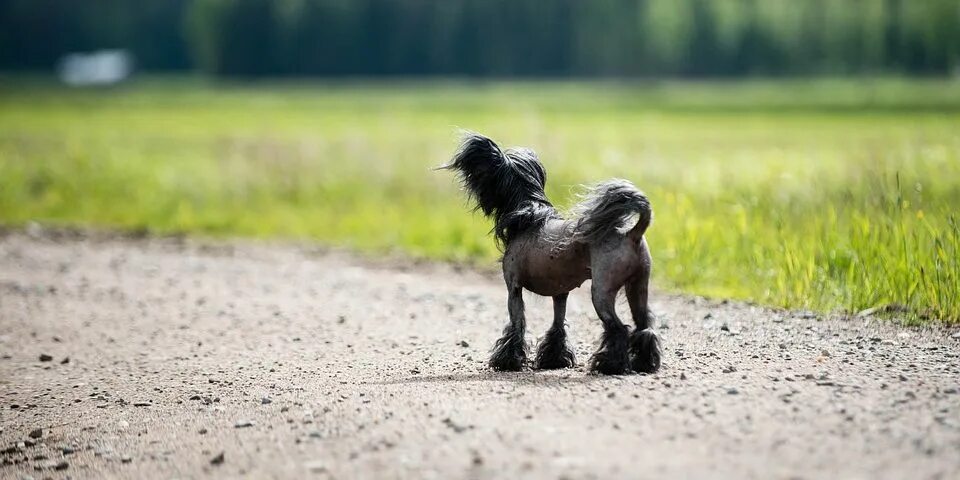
[0, 79, 957, 322]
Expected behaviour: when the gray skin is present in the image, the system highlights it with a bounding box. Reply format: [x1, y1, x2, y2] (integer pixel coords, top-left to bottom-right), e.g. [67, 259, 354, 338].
[501, 217, 656, 375]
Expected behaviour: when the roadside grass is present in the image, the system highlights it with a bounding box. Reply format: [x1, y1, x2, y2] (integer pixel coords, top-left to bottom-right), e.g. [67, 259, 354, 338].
[1, 78, 958, 323]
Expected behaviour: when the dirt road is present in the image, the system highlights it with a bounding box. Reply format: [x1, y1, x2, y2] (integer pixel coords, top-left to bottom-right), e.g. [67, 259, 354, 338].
[1, 231, 958, 479]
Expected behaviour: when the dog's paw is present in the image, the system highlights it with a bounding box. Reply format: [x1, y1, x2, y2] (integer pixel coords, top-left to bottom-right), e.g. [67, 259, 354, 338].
[489, 352, 525, 372]
[534, 329, 576, 370]
[629, 328, 662, 374]
[534, 345, 575, 370]
[589, 349, 630, 375]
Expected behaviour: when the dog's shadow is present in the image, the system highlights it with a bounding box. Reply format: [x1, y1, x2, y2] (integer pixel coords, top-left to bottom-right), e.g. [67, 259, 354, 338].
[372, 370, 632, 386]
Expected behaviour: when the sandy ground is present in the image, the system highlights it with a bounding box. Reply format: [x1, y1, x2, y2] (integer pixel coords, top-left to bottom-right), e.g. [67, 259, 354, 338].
[1, 231, 959, 480]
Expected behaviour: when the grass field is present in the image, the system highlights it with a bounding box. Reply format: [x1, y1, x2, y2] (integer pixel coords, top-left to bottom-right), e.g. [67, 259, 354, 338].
[1, 78, 958, 323]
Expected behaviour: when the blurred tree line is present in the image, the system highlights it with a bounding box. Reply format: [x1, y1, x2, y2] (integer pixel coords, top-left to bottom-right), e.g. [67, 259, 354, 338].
[2, 0, 958, 77]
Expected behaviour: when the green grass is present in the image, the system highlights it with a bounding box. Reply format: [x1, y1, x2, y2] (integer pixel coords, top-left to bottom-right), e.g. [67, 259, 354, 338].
[1, 77, 958, 323]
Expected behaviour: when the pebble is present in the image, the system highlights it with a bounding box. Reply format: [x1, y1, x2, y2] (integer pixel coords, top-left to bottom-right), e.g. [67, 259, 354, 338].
[234, 420, 255, 428]
[210, 452, 225, 465]
[54, 461, 68, 471]
[727, 388, 740, 395]
[28, 428, 42, 439]
[121, 456, 132, 464]
[38, 354, 53, 362]
[261, 397, 272, 405]
[459, 340, 470, 348]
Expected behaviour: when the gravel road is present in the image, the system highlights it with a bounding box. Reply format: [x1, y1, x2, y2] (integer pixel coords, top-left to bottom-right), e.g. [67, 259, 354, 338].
[1, 231, 958, 479]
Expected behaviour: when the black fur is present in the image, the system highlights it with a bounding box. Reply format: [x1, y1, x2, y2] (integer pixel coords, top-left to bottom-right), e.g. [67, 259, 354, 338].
[489, 322, 526, 371]
[629, 328, 662, 374]
[589, 325, 630, 375]
[444, 132, 663, 376]
[442, 133, 559, 248]
[534, 326, 576, 370]
[572, 180, 652, 243]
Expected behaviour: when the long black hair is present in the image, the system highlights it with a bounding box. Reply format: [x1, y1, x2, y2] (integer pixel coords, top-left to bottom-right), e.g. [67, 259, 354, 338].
[442, 133, 558, 247]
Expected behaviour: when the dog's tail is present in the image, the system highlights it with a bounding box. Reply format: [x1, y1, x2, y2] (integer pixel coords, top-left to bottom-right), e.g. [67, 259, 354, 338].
[440, 132, 554, 245]
[571, 179, 652, 244]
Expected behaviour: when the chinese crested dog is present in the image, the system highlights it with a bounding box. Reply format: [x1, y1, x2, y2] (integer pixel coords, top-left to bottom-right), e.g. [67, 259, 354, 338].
[442, 133, 662, 375]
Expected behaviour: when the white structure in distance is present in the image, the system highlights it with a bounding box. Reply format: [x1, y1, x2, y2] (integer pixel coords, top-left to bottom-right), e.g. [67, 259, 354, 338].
[58, 50, 133, 87]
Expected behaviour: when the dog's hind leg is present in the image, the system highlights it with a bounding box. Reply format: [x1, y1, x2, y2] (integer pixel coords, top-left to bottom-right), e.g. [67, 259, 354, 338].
[534, 293, 576, 370]
[588, 285, 630, 375]
[489, 286, 527, 371]
[625, 254, 662, 374]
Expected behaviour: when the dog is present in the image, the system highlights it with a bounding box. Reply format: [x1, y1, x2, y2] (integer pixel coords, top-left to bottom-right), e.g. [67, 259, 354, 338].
[442, 133, 661, 375]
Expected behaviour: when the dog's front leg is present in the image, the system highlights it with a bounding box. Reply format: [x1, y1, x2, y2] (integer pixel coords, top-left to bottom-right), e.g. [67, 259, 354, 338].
[489, 285, 527, 371]
[534, 293, 576, 369]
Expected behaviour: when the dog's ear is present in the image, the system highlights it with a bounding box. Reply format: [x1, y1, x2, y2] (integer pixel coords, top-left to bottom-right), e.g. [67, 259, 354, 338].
[505, 147, 547, 189]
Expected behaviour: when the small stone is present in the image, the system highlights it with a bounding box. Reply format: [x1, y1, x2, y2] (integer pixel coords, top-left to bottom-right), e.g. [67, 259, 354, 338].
[680, 372, 687, 381]
[459, 340, 469, 348]
[821, 349, 831, 357]
[899, 374, 908, 382]
[442, 417, 469, 433]
[61, 446, 77, 455]
[60, 357, 69, 364]
[28, 428, 42, 439]
[261, 397, 272, 405]
[726, 388, 740, 395]
[38, 354, 53, 362]
[54, 461, 68, 471]
[210, 452, 225, 465]
[133, 402, 151, 407]
[198, 428, 208, 435]
[950, 331, 960, 339]
[234, 420, 255, 428]
[121, 456, 132, 464]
